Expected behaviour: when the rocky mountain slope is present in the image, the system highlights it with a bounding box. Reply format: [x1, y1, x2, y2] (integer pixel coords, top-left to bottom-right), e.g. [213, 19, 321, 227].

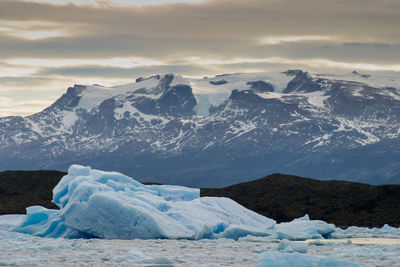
[0, 70, 399, 186]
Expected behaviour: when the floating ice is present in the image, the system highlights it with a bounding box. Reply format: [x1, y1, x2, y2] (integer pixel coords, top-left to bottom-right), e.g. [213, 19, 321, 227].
[0, 214, 25, 231]
[111, 249, 147, 263]
[14, 165, 275, 240]
[274, 214, 335, 240]
[331, 224, 400, 239]
[277, 239, 308, 254]
[256, 252, 358, 267]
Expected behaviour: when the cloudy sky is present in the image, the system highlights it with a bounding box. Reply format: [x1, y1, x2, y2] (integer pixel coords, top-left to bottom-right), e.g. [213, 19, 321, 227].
[0, 0, 399, 116]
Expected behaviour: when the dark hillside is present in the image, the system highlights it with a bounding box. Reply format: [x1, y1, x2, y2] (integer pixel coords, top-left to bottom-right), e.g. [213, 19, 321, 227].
[201, 173, 400, 227]
[0, 170, 65, 214]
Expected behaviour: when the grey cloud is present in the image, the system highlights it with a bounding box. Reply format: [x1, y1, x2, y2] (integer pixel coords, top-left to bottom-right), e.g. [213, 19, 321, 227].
[0, 76, 53, 86]
[37, 64, 210, 78]
[0, 0, 399, 65]
[342, 42, 392, 48]
[0, 34, 252, 60]
[1, 0, 399, 40]
[2, 32, 399, 66]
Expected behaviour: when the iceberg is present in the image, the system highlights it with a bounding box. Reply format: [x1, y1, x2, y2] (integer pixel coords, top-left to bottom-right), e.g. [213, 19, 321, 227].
[14, 165, 276, 240]
[12, 165, 350, 241]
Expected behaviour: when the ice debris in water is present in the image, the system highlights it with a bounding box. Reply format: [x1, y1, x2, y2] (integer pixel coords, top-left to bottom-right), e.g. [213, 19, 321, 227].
[331, 224, 400, 239]
[274, 214, 336, 240]
[257, 252, 359, 267]
[111, 249, 173, 265]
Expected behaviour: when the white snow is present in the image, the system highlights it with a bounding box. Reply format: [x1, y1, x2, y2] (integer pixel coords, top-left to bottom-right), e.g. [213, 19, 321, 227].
[352, 86, 364, 97]
[189, 72, 294, 115]
[334, 117, 381, 146]
[25, 118, 43, 136]
[61, 111, 78, 129]
[256, 91, 285, 100]
[304, 91, 329, 109]
[76, 76, 161, 111]
[227, 121, 257, 138]
[169, 74, 190, 87]
[76, 74, 192, 112]
[312, 71, 400, 89]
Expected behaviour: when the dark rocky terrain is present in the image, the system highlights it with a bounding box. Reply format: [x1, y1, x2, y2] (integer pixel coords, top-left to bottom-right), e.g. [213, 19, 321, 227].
[0, 170, 65, 214]
[1, 170, 399, 227]
[202, 174, 400, 227]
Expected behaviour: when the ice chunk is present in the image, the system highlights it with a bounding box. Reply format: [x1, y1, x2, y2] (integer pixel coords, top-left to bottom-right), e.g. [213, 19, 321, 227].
[111, 249, 146, 263]
[15, 165, 275, 240]
[257, 252, 358, 267]
[274, 214, 335, 240]
[142, 256, 174, 265]
[111, 250, 173, 265]
[13, 206, 88, 238]
[277, 239, 308, 253]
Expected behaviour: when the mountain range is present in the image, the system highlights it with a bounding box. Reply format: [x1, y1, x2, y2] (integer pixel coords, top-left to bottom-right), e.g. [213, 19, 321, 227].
[0, 70, 399, 187]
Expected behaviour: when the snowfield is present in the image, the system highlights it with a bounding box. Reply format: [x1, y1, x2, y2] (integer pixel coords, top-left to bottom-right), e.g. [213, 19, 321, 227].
[1, 165, 400, 266]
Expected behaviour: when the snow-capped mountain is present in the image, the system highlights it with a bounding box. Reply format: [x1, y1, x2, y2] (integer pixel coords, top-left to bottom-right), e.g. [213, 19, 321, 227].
[1, 71, 399, 187]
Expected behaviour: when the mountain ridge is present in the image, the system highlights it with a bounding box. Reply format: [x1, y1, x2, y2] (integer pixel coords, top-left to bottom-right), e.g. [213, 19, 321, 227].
[0, 70, 399, 186]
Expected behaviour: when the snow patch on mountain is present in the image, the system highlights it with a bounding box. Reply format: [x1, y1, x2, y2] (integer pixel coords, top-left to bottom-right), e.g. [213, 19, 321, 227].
[311, 71, 400, 89]
[190, 72, 293, 116]
[305, 91, 330, 109]
[61, 111, 78, 130]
